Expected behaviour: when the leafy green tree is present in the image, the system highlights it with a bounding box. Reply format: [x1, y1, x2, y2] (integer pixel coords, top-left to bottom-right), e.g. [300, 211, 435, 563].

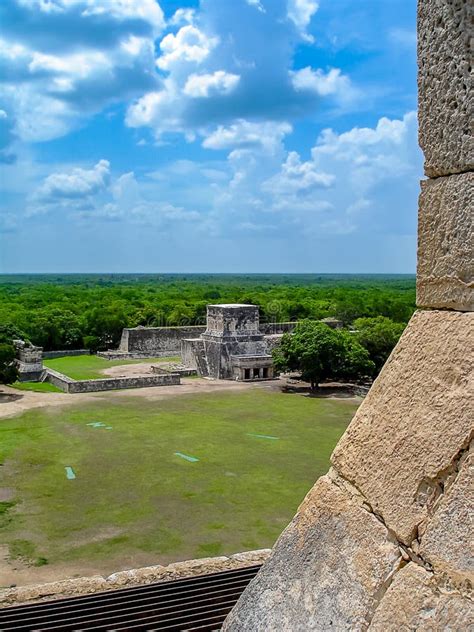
[273, 321, 345, 391]
[274, 321, 375, 390]
[0, 343, 18, 385]
[354, 316, 405, 372]
[335, 331, 375, 381]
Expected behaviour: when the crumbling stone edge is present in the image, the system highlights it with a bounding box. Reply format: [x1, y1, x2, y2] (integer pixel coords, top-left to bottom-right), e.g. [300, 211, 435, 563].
[327, 432, 473, 629]
[0, 549, 271, 609]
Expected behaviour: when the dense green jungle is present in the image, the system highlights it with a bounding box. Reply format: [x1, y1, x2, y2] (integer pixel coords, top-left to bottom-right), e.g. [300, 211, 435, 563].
[0, 274, 416, 352]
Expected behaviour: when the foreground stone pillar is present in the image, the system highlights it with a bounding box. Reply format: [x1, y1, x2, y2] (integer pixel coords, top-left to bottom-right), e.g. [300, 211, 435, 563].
[223, 1, 473, 629]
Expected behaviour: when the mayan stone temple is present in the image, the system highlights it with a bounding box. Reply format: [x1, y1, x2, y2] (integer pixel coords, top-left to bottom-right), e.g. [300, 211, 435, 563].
[181, 304, 275, 381]
[222, 0, 473, 628]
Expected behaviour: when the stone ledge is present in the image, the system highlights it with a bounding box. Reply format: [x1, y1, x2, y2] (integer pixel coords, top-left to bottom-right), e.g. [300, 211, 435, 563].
[417, 172, 474, 311]
[332, 310, 474, 546]
[0, 549, 270, 608]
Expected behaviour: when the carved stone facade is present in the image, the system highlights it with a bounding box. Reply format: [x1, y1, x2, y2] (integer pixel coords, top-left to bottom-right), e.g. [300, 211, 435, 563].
[182, 304, 275, 381]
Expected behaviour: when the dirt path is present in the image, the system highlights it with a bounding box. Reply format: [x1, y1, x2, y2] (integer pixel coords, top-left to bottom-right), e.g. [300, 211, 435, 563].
[0, 379, 274, 421]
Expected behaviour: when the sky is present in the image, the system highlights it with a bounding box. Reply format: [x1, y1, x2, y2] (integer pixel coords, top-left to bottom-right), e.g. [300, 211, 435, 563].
[0, 0, 421, 274]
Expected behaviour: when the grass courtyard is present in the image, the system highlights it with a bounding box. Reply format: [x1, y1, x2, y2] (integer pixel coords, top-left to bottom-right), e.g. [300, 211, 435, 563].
[43, 354, 180, 380]
[0, 388, 358, 581]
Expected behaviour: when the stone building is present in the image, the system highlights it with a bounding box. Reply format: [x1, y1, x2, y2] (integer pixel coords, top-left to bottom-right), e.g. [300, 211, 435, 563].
[181, 304, 275, 381]
[13, 340, 44, 381]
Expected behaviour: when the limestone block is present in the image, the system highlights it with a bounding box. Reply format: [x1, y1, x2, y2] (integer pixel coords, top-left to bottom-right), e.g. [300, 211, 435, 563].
[223, 476, 400, 631]
[417, 173, 474, 311]
[332, 310, 474, 545]
[369, 563, 474, 631]
[420, 447, 473, 586]
[418, 0, 473, 176]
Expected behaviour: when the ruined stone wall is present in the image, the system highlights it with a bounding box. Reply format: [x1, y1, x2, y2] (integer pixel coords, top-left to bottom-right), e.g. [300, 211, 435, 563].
[224, 1, 473, 629]
[117, 322, 296, 357]
[45, 368, 180, 393]
[42, 349, 90, 359]
[119, 326, 206, 355]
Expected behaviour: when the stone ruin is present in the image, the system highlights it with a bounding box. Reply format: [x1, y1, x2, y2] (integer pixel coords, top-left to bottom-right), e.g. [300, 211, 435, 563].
[181, 304, 276, 381]
[13, 339, 44, 382]
[223, 0, 473, 629]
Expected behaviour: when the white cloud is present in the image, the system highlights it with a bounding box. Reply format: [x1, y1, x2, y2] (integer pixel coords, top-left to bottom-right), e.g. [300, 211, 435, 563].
[183, 71, 240, 98]
[36, 159, 111, 201]
[246, 0, 266, 13]
[291, 67, 351, 97]
[263, 151, 335, 194]
[169, 8, 195, 26]
[287, 0, 318, 40]
[157, 25, 218, 71]
[202, 120, 292, 152]
[0, 1, 164, 144]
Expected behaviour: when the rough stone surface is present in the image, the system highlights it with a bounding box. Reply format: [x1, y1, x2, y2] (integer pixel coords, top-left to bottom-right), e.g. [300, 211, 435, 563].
[369, 563, 474, 631]
[417, 172, 474, 311]
[420, 446, 474, 587]
[0, 550, 271, 608]
[223, 475, 401, 631]
[332, 310, 474, 545]
[418, 0, 473, 176]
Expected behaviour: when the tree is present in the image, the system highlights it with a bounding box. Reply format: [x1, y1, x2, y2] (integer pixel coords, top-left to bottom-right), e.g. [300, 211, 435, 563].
[0, 343, 18, 385]
[354, 316, 405, 372]
[273, 321, 375, 391]
[334, 331, 375, 381]
[273, 321, 345, 391]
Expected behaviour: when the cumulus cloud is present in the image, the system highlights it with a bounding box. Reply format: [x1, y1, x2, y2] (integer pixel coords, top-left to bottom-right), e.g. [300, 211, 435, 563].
[125, 0, 356, 144]
[205, 111, 421, 238]
[202, 120, 292, 152]
[28, 159, 201, 229]
[0, 0, 164, 145]
[183, 71, 240, 98]
[291, 67, 351, 96]
[287, 0, 318, 40]
[157, 25, 218, 70]
[263, 151, 335, 194]
[35, 159, 111, 201]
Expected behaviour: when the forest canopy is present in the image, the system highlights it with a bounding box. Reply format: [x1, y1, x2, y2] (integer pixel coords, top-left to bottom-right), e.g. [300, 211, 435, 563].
[0, 274, 416, 353]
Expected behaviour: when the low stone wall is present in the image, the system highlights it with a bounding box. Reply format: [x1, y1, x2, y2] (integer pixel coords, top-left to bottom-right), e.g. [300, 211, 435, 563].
[45, 368, 180, 393]
[0, 549, 271, 608]
[42, 349, 90, 359]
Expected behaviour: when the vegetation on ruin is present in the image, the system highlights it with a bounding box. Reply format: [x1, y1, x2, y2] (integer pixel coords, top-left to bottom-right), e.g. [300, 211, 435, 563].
[0, 389, 358, 576]
[0, 274, 415, 353]
[42, 355, 181, 381]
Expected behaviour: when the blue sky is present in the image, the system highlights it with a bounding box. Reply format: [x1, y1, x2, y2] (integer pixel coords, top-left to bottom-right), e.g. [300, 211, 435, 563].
[0, 0, 421, 273]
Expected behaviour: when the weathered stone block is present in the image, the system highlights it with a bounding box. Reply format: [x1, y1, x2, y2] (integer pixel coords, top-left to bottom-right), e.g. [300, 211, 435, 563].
[223, 476, 400, 631]
[417, 172, 474, 311]
[418, 0, 473, 176]
[420, 446, 473, 586]
[332, 310, 473, 546]
[369, 563, 474, 631]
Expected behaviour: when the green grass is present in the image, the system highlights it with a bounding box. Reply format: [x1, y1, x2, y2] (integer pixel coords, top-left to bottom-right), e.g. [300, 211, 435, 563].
[43, 354, 181, 380]
[11, 381, 63, 393]
[0, 389, 358, 573]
